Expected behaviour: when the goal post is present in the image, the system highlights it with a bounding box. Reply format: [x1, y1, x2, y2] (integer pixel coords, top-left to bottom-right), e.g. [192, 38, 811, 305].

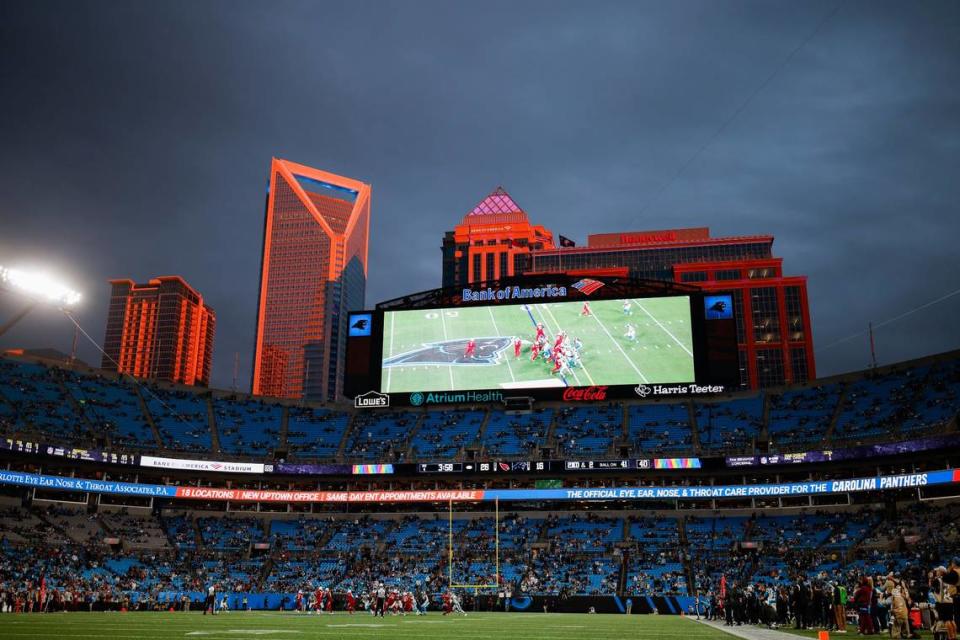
[448, 497, 500, 590]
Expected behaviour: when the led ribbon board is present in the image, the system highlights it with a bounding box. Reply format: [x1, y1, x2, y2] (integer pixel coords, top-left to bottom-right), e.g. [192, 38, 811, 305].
[1, 469, 956, 502]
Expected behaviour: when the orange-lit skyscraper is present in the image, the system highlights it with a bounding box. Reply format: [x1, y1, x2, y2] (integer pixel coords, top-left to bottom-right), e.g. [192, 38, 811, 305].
[102, 276, 215, 386]
[252, 158, 370, 401]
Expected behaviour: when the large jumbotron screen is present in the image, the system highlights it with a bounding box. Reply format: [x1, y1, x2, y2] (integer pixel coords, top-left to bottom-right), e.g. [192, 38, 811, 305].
[380, 296, 695, 394]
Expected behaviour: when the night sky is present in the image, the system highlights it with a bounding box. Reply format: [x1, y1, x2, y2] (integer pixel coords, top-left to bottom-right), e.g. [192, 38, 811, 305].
[1, 0, 958, 391]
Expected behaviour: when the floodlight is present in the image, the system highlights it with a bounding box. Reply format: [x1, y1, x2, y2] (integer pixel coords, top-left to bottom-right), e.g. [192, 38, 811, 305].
[0, 265, 82, 307]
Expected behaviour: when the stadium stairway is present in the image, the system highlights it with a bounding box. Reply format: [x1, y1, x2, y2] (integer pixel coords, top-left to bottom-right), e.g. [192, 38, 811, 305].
[132, 386, 165, 450]
[335, 413, 358, 460]
[687, 401, 701, 454]
[822, 381, 849, 444]
[403, 412, 427, 459]
[277, 406, 290, 455]
[757, 393, 770, 446]
[473, 409, 493, 453]
[207, 397, 222, 454]
[57, 375, 97, 443]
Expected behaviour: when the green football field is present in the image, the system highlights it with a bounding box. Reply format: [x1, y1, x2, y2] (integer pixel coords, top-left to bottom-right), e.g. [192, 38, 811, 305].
[0, 611, 743, 640]
[381, 297, 695, 393]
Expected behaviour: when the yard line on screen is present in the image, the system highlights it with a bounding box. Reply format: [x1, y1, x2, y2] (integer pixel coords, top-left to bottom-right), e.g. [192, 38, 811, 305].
[438, 309, 456, 389]
[386, 311, 396, 391]
[634, 299, 693, 356]
[533, 304, 582, 386]
[486, 306, 516, 383]
[541, 303, 596, 386]
[588, 306, 649, 383]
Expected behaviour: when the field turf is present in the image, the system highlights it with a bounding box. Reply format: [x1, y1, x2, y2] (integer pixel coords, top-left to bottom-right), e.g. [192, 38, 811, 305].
[382, 297, 695, 393]
[0, 611, 743, 640]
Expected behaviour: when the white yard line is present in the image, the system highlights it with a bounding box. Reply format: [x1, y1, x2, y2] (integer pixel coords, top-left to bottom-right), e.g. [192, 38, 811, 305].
[486, 306, 516, 383]
[386, 311, 396, 391]
[587, 307, 649, 383]
[534, 304, 583, 386]
[438, 310, 456, 389]
[634, 299, 693, 356]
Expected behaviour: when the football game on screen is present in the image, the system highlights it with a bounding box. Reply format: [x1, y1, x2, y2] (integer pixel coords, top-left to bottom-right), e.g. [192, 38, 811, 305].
[380, 296, 695, 393]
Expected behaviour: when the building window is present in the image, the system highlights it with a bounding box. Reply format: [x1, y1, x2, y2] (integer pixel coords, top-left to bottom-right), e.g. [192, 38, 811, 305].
[732, 290, 746, 344]
[473, 254, 481, 282]
[739, 349, 749, 388]
[785, 286, 805, 341]
[486, 253, 495, 282]
[747, 267, 774, 279]
[716, 269, 741, 281]
[790, 347, 809, 384]
[755, 348, 785, 388]
[499, 252, 508, 279]
[680, 271, 707, 282]
[751, 287, 781, 343]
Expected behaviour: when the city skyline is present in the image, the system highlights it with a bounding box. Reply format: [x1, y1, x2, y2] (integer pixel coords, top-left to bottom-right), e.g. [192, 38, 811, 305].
[1, 1, 958, 391]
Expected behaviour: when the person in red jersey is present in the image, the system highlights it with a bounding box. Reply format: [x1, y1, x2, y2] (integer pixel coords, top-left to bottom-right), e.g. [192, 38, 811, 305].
[403, 592, 414, 615]
[552, 347, 564, 374]
[581, 300, 591, 316]
[313, 586, 323, 614]
[324, 587, 333, 613]
[514, 337, 522, 358]
[442, 591, 452, 615]
[464, 339, 477, 358]
[345, 590, 356, 615]
[295, 589, 303, 613]
[535, 323, 545, 342]
[530, 341, 540, 361]
[385, 589, 397, 615]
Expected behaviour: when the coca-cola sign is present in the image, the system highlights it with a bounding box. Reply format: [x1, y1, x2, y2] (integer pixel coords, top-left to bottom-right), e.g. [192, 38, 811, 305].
[562, 385, 608, 401]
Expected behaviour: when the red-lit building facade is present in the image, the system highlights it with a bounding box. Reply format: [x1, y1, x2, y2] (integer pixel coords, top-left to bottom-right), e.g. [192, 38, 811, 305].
[101, 276, 215, 386]
[252, 159, 371, 402]
[442, 197, 813, 389]
[441, 187, 555, 288]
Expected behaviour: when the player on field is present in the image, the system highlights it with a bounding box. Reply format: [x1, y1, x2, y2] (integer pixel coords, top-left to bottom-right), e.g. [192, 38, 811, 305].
[514, 337, 522, 359]
[375, 584, 386, 617]
[295, 588, 304, 613]
[451, 592, 467, 616]
[345, 589, 356, 614]
[573, 336, 583, 354]
[417, 588, 429, 615]
[624, 323, 637, 342]
[623, 300, 633, 315]
[311, 586, 321, 614]
[324, 586, 333, 614]
[464, 339, 477, 359]
[530, 340, 540, 361]
[535, 323, 545, 342]
[581, 300, 591, 316]
[552, 347, 564, 374]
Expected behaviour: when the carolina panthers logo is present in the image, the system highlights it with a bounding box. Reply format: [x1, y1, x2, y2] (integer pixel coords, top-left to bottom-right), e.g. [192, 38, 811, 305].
[383, 337, 513, 367]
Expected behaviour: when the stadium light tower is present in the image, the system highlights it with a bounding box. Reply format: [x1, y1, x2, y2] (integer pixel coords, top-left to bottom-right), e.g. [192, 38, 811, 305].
[0, 265, 82, 338]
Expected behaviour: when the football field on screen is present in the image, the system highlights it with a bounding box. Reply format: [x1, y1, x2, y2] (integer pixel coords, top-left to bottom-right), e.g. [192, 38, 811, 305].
[0, 611, 742, 640]
[381, 297, 695, 393]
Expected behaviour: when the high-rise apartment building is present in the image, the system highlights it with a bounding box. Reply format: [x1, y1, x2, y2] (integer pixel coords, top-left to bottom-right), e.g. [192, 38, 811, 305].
[102, 276, 215, 386]
[252, 158, 370, 401]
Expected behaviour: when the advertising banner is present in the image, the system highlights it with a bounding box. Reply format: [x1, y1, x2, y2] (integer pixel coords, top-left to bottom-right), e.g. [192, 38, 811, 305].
[1, 468, 956, 503]
[140, 455, 266, 474]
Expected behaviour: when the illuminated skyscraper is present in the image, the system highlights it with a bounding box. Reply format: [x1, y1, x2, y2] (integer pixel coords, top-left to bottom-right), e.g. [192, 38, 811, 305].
[102, 276, 215, 386]
[252, 158, 370, 401]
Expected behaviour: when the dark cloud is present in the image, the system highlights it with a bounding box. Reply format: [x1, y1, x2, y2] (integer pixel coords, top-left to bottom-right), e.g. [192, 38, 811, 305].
[1, 0, 957, 388]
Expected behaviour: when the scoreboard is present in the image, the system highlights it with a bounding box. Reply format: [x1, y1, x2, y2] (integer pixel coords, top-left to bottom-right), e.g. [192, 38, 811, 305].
[346, 273, 739, 407]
